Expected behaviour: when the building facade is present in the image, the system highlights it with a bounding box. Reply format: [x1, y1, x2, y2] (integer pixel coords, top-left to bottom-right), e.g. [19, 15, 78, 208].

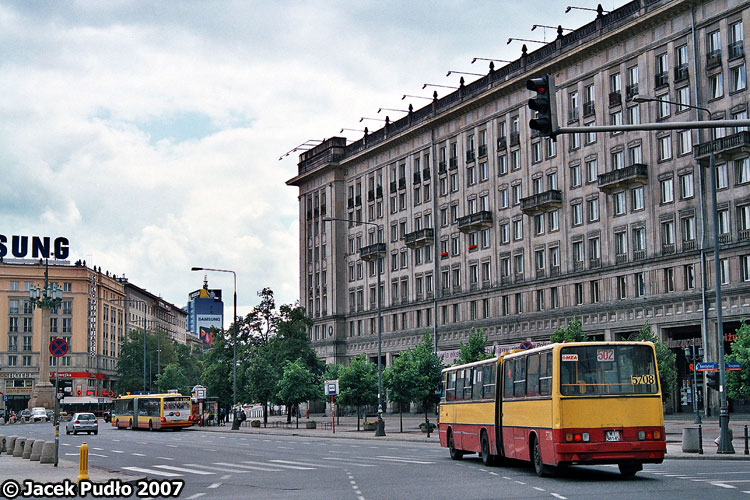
[0, 260, 126, 411]
[185, 278, 223, 347]
[288, 0, 750, 413]
[122, 282, 189, 346]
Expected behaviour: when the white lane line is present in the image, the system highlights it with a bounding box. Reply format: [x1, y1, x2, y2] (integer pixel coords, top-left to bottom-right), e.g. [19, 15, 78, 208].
[242, 460, 313, 470]
[65, 453, 79, 456]
[90, 453, 108, 458]
[322, 458, 377, 467]
[357, 456, 433, 465]
[61, 443, 71, 447]
[207, 483, 221, 489]
[166, 444, 178, 448]
[489, 472, 498, 476]
[122, 466, 181, 477]
[213, 462, 282, 472]
[131, 453, 146, 457]
[220, 474, 231, 480]
[202, 449, 217, 452]
[185, 494, 205, 499]
[153, 465, 215, 475]
[92, 447, 104, 450]
[551, 494, 567, 500]
[184, 464, 258, 473]
[277, 446, 293, 450]
[515, 481, 526, 485]
[157, 457, 174, 461]
[111, 450, 124, 454]
[533, 487, 545, 491]
[329, 450, 351, 454]
[271, 459, 338, 468]
[713, 483, 737, 489]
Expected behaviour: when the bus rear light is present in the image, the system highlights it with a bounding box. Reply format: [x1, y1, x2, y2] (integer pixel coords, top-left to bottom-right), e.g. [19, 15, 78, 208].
[638, 430, 661, 440]
[565, 432, 590, 442]
[161, 417, 166, 422]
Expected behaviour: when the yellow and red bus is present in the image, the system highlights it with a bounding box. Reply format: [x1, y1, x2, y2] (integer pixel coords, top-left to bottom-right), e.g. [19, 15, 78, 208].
[111, 393, 193, 431]
[438, 342, 666, 476]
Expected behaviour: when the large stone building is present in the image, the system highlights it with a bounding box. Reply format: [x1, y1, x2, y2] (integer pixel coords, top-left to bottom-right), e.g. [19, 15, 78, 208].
[122, 281, 189, 347]
[287, 0, 749, 413]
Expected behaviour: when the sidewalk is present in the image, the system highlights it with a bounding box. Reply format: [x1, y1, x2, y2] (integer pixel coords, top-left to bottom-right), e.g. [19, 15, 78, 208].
[186, 413, 750, 459]
[0, 453, 142, 483]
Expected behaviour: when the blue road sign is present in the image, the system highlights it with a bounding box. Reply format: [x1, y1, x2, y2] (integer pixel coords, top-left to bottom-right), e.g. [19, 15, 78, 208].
[2, 395, 7, 402]
[726, 361, 742, 371]
[49, 338, 68, 357]
[696, 361, 718, 371]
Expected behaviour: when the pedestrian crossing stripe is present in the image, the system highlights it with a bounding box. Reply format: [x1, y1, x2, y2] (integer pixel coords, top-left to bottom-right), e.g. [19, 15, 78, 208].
[270, 459, 339, 468]
[242, 460, 314, 470]
[153, 465, 216, 475]
[212, 462, 282, 472]
[321, 457, 377, 467]
[184, 464, 277, 473]
[122, 467, 181, 477]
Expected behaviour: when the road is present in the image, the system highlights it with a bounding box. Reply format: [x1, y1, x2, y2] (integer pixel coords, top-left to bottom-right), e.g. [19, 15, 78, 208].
[11, 421, 750, 499]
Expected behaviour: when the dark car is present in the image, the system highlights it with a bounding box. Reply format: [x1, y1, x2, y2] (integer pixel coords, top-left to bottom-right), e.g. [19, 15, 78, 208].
[18, 409, 31, 420]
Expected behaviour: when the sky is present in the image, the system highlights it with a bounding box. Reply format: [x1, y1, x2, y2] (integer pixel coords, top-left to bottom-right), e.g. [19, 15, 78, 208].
[0, 0, 628, 324]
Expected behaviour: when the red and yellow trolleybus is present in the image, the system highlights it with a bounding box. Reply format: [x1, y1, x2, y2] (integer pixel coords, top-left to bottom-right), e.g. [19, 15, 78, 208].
[438, 342, 666, 476]
[112, 392, 193, 431]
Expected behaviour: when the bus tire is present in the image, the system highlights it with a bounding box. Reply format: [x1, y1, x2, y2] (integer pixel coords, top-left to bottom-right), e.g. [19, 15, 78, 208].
[532, 434, 551, 477]
[448, 430, 463, 460]
[149, 421, 153, 431]
[128, 419, 132, 430]
[618, 462, 642, 477]
[481, 431, 494, 466]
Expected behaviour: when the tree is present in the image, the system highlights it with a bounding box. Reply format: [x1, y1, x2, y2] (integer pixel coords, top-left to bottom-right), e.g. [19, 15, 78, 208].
[410, 334, 443, 436]
[551, 316, 588, 343]
[115, 329, 182, 395]
[383, 351, 418, 432]
[276, 359, 321, 429]
[200, 328, 233, 409]
[241, 288, 280, 347]
[240, 346, 279, 427]
[636, 321, 677, 404]
[455, 327, 493, 365]
[726, 321, 750, 400]
[338, 354, 377, 431]
[323, 363, 344, 423]
[156, 363, 189, 395]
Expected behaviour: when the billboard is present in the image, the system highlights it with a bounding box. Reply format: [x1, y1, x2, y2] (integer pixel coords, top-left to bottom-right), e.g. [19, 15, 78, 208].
[197, 314, 222, 345]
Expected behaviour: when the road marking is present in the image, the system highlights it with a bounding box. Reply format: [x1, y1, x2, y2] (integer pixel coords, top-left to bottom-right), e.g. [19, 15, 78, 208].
[242, 460, 314, 470]
[277, 446, 293, 450]
[122, 467, 181, 477]
[153, 465, 215, 475]
[65, 453, 79, 456]
[90, 453, 107, 458]
[321, 458, 377, 467]
[93, 447, 104, 450]
[132, 453, 146, 457]
[157, 457, 174, 461]
[185, 464, 257, 473]
[271, 459, 338, 468]
[213, 462, 282, 472]
[551, 494, 567, 500]
[207, 483, 221, 489]
[489, 472, 498, 476]
[515, 481, 526, 485]
[202, 449, 217, 452]
[166, 444, 178, 448]
[185, 494, 205, 499]
[61, 443, 70, 447]
[220, 475, 231, 480]
[359, 456, 434, 465]
[112, 450, 124, 454]
[713, 483, 737, 489]
[533, 487, 545, 491]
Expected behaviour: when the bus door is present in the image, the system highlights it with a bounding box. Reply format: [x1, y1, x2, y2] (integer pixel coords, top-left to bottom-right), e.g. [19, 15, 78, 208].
[132, 399, 140, 428]
[495, 360, 505, 457]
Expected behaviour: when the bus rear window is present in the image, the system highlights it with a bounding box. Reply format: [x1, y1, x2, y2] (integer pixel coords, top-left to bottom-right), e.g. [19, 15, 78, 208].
[560, 345, 658, 396]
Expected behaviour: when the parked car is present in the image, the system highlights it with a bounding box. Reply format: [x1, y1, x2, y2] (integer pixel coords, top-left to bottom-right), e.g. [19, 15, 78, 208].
[46, 410, 54, 421]
[0, 408, 6, 419]
[65, 413, 98, 435]
[18, 409, 31, 420]
[31, 407, 48, 422]
[101, 411, 111, 423]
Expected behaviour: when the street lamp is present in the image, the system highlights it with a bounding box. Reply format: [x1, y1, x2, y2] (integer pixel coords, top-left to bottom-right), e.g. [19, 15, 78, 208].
[323, 217, 386, 436]
[633, 94, 734, 453]
[191, 266, 239, 429]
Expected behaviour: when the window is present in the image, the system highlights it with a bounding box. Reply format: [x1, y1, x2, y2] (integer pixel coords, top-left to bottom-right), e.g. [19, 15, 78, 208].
[616, 276, 627, 299]
[680, 172, 694, 199]
[8, 355, 17, 367]
[628, 104, 640, 125]
[685, 264, 696, 290]
[610, 72, 621, 94]
[657, 94, 670, 118]
[570, 132, 580, 150]
[720, 258, 729, 285]
[736, 158, 750, 184]
[632, 186, 644, 211]
[591, 280, 600, 303]
[717, 163, 728, 189]
[531, 142, 542, 163]
[678, 130, 692, 155]
[614, 191, 626, 215]
[718, 208, 730, 235]
[467, 165, 476, 185]
[586, 159, 598, 183]
[676, 86, 690, 112]
[588, 198, 599, 222]
[575, 283, 584, 305]
[512, 184, 521, 205]
[479, 161, 489, 182]
[498, 154, 508, 176]
[535, 249, 546, 273]
[514, 254, 524, 275]
[633, 226, 646, 252]
[709, 72, 724, 99]
[708, 30, 722, 54]
[500, 222, 510, 244]
[742, 255, 750, 282]
[570, 163, 581, 187]
[656, 53, 669, 77]
[548, 209, 559, 232]
[499, 188, 509, 209]
[662, 220, 675, 245]
[664, 267, 675, 292]
[510, 150, 520, 171]
[534, 214, 545, 235]
[571, 202, 583, 226]
[585, 122, 596, 144]
[572, 241, 584, 263]
[547, 137, 557, 158]
[612, 150, 624, 170]
[660, 177, 674, 203]
[536, 289, 545, 311]
[635, 273, 646, 297]
[615, 231, 628, 255]
[589, 236, 601, 260]
[513, 219, 523, 240]
[658, 135, 672, 161]
[682, 216, 696, 243]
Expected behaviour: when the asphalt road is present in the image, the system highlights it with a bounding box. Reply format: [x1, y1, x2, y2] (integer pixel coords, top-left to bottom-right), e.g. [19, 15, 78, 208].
[10, 421, 750, 500]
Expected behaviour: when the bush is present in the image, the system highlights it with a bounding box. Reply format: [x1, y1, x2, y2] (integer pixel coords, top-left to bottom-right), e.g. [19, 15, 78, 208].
[419, 422, 436, 431]
[250, 419, 261, 428]
[306, 421, 317, 429]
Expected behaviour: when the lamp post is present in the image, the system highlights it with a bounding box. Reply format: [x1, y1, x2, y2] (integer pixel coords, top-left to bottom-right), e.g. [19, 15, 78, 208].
[633, 95, 734, 453]
[191, 266, 238, 429]
[323, 217, 386, 436]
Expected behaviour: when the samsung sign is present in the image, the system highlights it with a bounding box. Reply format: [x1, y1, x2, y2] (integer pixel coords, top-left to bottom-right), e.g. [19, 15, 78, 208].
[0, 235, 70, 260]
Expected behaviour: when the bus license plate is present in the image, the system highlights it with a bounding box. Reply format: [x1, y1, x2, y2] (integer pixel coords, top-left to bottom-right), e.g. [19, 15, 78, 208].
[605, 431, 621, 442]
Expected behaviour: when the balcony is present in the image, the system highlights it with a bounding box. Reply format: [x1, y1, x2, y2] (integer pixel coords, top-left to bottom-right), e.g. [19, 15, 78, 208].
[404, 228, 434, 249]
[662, 243, 675, 255]
[568, 108, 579, 123]
[413, 172, 421, 184]
[466, 150, 476, 163]
[501, 275, 513, 286]
[608, 91, 622, 107]
[615, 253, 628, 265]
[347, 198, 354, 209]
[694, 131, 750, 160]
[597, 163, 648, 193]
[497, 137, 507, 151]
[718, 233, 732, 244]
[390, 181, 397, 193]
[438, 162, 447, 175]
[359, 243, 386, 263]
[376, 186, 383, 199]
[729, 41, 745, 60]
[457, 211, 493, 233]
[633, 249, 646, 261]
[674, 64, 689, 82]
[367, 190, 375, 202]
[683, 240, 696, 252]
[520, 189, 562, 215]
[398, 178, 406, 190]
[589, 258, 601, 269]
[583, 101, 595, 117]
[550, 266, 560, 277]
[510, 132, 520, 147]
[706, 50, 722, 70]
[625, 83, 639, 100]
[449, 157, 458, 170]
[355, 195, 361, 207]
[740, 229, 750, 241]
[423, 167, 431, 181]
[478, 144, 488, 157]
[573, 261, 584, 272]
[654, 72, 668, 89]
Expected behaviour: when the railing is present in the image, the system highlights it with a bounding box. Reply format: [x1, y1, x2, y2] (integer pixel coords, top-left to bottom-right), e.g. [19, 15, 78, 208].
[633, 249, 646, 261]
[413, 172, 421, 184]
[662, 243, 675, 255]
[457, 211, 493, 232]
[355, 195, 361, 206]
[608, 91, 622, 107]
[466, 150, 476, 163]
[390, 181, 397, 193]
[368, 190, 375, 202]
[674, 64, 689, 82]
[625, 83, 639, 100]
[514, 273, 524, 283]
[597, 163, 648, 191]
[693, 131, 750, 159]
[583, 101, 595, 117]
[359, 243, 387, 262]
[706, 50, 722, 69]
[568, 108, 579, 123]
[501, 276, 513, 286]
[589, 258, 601, 269]
[536, 269, 546, 279]
[683, 240, 696, 251]
[497, 137, 507, 151]
[573, 261, 584, 272]
[423, 168, 431, 181]
[510, 132, 520, 147]
[550, 266, 560, 277]
[615, 253, 628, 265]
[729, 41, 745, 60]
[478, 144, 487, 157]
[347, 198, 354, 209]
[449, 157, 458, 170]
[438, 162, 447, 175]
[404, 228, 435, 248]
[398, 178, 406, 190]
[520, 190, 563, 213]
[654, 72, 668, 89]
[718, 233, 731, 244]
[740, 229, 750, 241]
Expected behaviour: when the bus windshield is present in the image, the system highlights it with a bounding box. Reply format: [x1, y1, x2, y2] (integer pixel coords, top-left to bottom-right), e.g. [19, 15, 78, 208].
[560, 345, 658, 396]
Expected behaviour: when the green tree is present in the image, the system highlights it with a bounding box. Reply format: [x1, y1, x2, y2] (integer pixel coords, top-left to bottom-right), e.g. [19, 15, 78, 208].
[383, 351, 418, 432]
[240, 346, 279, 427]
[338, 354, 377, 431]
[455, 328, 493, 365]
[323, 363, 344, 423]
[726, 320, 750, 400]
[410, 334, 443, 436]
[551, 316, 588, 343]
[116, 329, 181, 395]
[241, 287, 280, 347]
[636, 321, 677, 403]
[200, 328, 233, 409]
[276, 359, 321, 429]
[156, 363, 190, 394]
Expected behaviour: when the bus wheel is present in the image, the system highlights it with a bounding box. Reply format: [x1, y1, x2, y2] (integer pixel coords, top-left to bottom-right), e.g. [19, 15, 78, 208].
[114, 419, 119, 429]
[532, 435, 551, 477]
[148, 421, 154, 431]
[481, 432, 494, 466]
[128, 419, 132, 430]
[448, 430, 463, 460]
[618, 462, 642, 477]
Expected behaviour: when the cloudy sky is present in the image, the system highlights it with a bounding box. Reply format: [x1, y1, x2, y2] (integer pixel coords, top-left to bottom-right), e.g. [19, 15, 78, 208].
[1, 0, 626, 322]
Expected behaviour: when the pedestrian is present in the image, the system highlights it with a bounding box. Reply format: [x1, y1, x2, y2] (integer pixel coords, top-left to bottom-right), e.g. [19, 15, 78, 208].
[219, 407, 225, 425]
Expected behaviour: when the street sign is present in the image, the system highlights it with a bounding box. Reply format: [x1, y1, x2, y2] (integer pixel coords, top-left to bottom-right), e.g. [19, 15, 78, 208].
[49, 338, 68, 357]
[2, 396, 7, 402]
[519, 340, 534, 350]
[726, 361, 742, 371]
[325, 379, 339, 396]
[696, 361, 718, 371]
[192, 385, 206, 400]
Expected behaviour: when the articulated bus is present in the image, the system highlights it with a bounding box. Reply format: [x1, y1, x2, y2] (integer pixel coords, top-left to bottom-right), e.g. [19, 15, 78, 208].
[111, 393, 193, 431]
[438, 342, 666, 477]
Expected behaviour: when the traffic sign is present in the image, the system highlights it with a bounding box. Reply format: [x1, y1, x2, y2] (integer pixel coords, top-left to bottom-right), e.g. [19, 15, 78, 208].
[696, 361, 718, 371]
[726, 361, 742, 371]
[324, 379, 339, 396]
[2, 396, 7, 402]
[49, 338, 68, 357]
[519, 341, 534, 350]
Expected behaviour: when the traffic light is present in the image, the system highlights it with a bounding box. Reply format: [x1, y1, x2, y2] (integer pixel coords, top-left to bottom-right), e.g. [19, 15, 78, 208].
[706, 371, 720, 391]
[526, 75, 558, 138]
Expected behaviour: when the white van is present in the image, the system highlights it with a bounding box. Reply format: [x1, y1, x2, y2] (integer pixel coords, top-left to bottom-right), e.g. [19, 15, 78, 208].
[30, 407, 48, 422]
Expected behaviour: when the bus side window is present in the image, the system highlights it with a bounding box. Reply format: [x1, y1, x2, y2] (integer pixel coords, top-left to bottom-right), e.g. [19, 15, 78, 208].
[456, 369, 465, 401]
[539, 352, 552, 396]
[464, 368, 475, 400]
[513, 357, 527, 398]
[447, 372, 457, 401]
[472, 366, 483, 401]
[503, 362, 515, 400]
[482, 363, 496, 400]
[526, 354, 540, 397]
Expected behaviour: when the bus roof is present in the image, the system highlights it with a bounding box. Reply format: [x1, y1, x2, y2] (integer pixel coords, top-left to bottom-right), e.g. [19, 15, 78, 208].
[442, 356, 499, 374]
[115, 393, 187, 400]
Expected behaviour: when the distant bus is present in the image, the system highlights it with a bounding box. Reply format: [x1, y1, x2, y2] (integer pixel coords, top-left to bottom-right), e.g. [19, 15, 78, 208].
[60, 396, 113, 418]
[438, 342, 666, 476]
[111, 393, 193, 431]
